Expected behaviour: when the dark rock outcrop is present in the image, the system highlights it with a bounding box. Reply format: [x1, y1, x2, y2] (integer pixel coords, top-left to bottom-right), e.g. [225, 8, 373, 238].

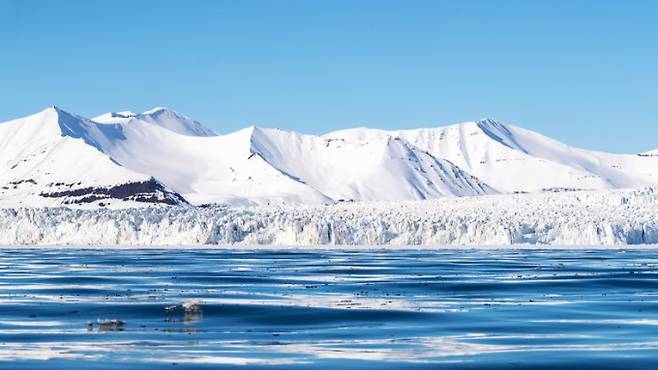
[40, 178, 187, 205]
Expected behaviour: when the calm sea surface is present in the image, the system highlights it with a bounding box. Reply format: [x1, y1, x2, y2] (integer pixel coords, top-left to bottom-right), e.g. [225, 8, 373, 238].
[1, 249, 657, 369]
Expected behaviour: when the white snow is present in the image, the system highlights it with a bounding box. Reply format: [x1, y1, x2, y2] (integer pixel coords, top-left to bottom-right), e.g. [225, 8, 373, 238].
[93, 107, 216, 137]
[3, 107, 658, 211]
[1, 107, 498, 207]
[92, 119, 495, 204]
[92, 111, 136, 124]
[1, 187, 657, 246]
[0, 107, 160, 208]
[326, 118, 658, 194]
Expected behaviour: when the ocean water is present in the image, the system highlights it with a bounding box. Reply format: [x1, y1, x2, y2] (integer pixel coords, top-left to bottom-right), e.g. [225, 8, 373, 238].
[1, 249, 657, 369]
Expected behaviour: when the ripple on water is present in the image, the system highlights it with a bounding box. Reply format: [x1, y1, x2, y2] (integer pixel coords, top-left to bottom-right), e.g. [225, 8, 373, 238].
[0, 248, 657, 369]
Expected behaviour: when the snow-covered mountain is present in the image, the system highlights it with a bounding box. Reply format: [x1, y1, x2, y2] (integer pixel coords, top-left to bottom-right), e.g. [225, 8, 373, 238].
[0, 107, 185, 208]
[1, 106, 657, 208]
[326, 119, 658, 193]
[242, 127, 493, 202]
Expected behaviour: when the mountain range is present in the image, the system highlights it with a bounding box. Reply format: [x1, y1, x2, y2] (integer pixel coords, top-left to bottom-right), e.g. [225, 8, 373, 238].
[1, 106, 657, 208]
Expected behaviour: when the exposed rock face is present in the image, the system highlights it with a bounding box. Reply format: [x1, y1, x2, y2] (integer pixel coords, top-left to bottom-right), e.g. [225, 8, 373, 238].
[39, 178, 187, 206]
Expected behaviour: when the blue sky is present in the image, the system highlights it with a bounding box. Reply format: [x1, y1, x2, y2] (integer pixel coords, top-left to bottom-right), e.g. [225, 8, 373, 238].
[1, 0, 657, 153]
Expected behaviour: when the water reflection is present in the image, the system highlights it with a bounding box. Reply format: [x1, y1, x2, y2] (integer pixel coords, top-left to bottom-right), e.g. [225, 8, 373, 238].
[0, 248, 656, 369]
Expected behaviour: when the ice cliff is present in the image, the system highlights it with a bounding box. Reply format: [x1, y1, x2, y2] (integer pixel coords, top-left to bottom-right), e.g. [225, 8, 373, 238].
[1, 188, 658, 247]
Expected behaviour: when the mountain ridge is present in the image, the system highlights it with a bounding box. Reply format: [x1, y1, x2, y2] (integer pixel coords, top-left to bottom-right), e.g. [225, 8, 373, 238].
[0, 107, 186, 208]
[93, 107, 217, 137]
[1, 106, 657, 208]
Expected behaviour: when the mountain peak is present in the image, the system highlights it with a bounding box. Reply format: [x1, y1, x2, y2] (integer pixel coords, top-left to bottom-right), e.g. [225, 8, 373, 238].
[472, 117, 528, 153]
[39, 105, 84, 123]
[90, 107, 216, 137]
[92, 111, 136, 124]
[140, 107, 176, 116]
[110, 111, 136, 118]
[476, 117, 500, 126]
[475, 117, 510, 132]
[136, 107, 216, 137]
[42, 105, 66, 115]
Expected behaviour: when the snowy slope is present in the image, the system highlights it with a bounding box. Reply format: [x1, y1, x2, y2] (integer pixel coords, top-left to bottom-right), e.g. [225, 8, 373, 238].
[2, 107, 333, 207]
[326, 118, 658, 193]
[248, 127, 494, 201]
[2, 107, 658, 209]
[83, 123, 492, 205]
[92, 111, 136, 124]
[93, 108, 216, 137]
[99, 125, 334, 206]
[3, 107, 493, 206]
[0, 107, 186, 208]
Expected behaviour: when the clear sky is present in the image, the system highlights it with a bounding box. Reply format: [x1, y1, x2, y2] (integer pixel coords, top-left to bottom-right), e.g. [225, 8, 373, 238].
[1, 0, 657, 153]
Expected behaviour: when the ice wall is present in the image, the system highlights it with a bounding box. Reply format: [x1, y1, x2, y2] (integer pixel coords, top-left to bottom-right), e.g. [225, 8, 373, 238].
[1, 188, 658, 246]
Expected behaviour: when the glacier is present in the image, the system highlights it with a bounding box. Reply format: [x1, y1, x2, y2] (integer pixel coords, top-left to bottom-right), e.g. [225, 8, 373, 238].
[2, 188, 657, 247]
